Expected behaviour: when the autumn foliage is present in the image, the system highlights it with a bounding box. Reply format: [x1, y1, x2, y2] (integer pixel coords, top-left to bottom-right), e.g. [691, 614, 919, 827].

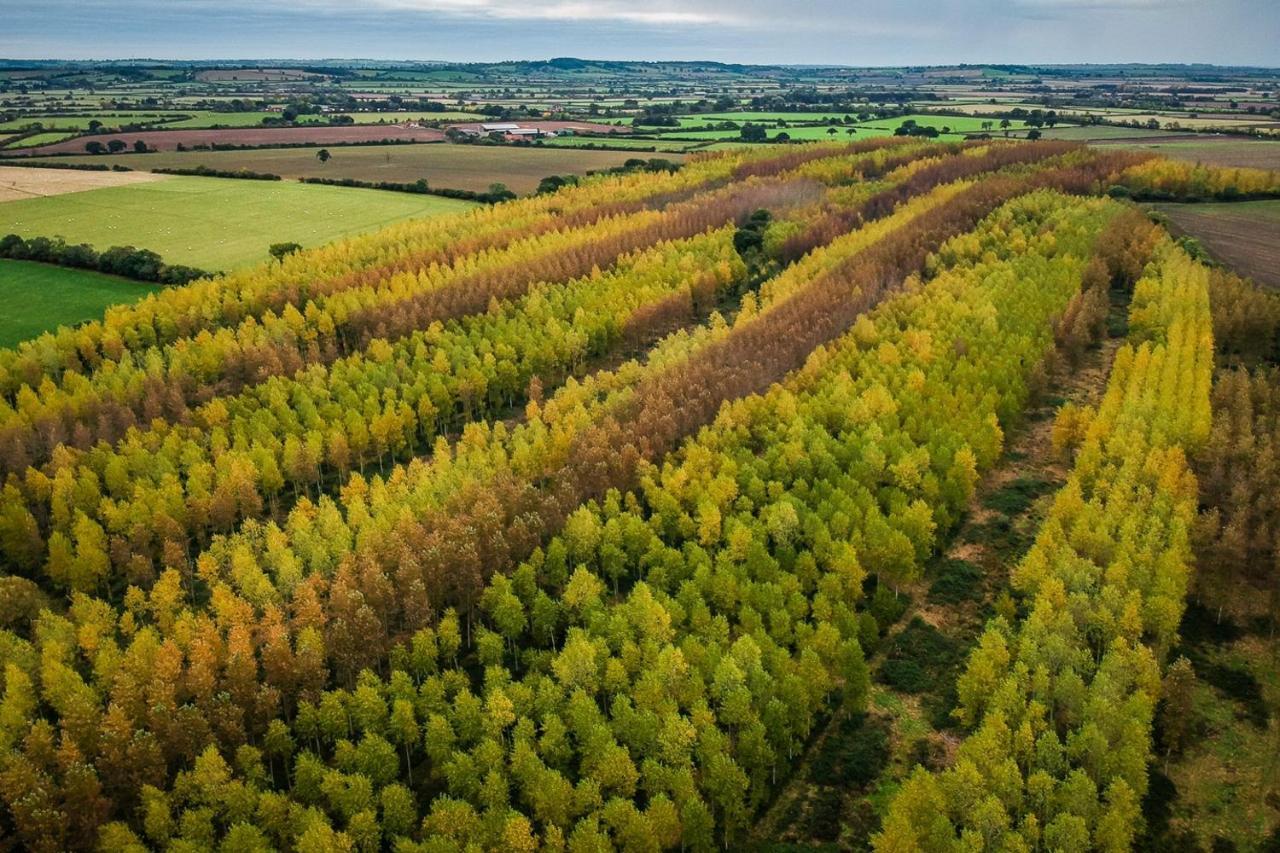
[0, 142, 1267, 851]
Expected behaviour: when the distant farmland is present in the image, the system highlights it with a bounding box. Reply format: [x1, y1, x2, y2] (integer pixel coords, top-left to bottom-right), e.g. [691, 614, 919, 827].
[6, 124, 448, 155]
[19, 144, 686, 194]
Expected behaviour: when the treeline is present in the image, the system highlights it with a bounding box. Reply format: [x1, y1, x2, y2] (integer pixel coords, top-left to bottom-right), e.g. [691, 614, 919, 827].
[299, 176, 517, 203]
[152, 165, 281, 181]
[0, 233, 210, 284]
[877, 230, 1215, 851]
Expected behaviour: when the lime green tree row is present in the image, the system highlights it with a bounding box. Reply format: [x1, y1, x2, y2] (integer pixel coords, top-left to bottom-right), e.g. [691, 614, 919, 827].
[72, 190, 1123, 851]
[876, 237, 1214, 852]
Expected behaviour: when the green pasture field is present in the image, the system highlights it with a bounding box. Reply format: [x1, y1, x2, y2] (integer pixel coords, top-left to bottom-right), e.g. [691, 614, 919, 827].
[0, 259, 158, 347]
[688, 111, 866, 124]
[853, 113, 1030, 133]
[0, 175, 475, 270]
[0, 113, 176, 131]
[21, 143, 682, 195]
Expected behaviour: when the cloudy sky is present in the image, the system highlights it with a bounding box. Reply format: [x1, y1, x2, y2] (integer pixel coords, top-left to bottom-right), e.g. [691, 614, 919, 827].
[3, 0, 1277, 65]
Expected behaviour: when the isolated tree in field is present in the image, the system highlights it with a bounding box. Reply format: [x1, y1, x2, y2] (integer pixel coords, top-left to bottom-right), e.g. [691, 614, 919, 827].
[316, 148, 331, 164]
[846, 128, 856, 137]
[1027, 128, 1042, 140]
[107, 139, 126, 153]
[981, 120, 994, 132]
[269, 242, 303, 263]
[133, 140, 148, 153]
[999, 118, 1012, 136]
[85, 141, 105, 154]
[827, 126, 838, 136]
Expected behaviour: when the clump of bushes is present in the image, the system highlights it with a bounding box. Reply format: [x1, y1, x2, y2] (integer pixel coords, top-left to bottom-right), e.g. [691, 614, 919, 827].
[0, 234, 209, 284]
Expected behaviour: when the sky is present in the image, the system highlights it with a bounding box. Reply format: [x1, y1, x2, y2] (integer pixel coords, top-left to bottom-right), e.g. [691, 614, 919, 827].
[2, 0, 1277, 66]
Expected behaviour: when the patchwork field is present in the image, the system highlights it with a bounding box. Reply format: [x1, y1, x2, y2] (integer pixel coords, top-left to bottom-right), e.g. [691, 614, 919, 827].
[0, 164, 168, 202]
[0, 259, 158, 346]
[0, 174, 475, 269]
[1154, 200, 1280, 288]
[17, 144, 683, 194]
[7, 124, 449, 155]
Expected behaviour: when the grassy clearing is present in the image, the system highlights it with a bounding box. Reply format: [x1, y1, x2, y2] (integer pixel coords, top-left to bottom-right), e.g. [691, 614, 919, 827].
[1151, 601, 1280, 849]
[19, 143, 682, 195]
[0, 175, 475, 270]
[0, 259, 158, 347]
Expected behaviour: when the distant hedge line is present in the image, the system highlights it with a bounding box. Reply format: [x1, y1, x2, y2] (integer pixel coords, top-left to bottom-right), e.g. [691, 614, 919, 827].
[0, 234, 211, 285]
[0, 160, 122, 172]
[152, 165, 282, 180]
[298, 176, 517, 203]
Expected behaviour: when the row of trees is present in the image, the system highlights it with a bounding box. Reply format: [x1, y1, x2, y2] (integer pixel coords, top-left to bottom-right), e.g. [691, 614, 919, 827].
[0, 234, 208, 285]
[0, 229, 748, 584]
[0, 144, 1086, 583]
[876, 234, 1215, 851]
[0, 188, 1120, 851]
[182, 159, 1101, 673]
[0, 142, 861, 399]
[0, 169, 830, 477]
[1114, 158, 1280, 201]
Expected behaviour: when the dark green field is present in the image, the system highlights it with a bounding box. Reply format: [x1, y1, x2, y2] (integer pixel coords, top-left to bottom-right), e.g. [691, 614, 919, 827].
[0, 259, 158, 346]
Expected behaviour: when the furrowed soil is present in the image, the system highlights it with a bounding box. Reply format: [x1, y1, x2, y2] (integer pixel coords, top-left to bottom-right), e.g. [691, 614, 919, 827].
[1154, 200, 1280, 289]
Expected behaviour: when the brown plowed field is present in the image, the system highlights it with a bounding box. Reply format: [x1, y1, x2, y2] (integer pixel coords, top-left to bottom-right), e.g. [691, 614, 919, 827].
[1154, 201, 1280, 289]
[8, 125, 447, 156]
